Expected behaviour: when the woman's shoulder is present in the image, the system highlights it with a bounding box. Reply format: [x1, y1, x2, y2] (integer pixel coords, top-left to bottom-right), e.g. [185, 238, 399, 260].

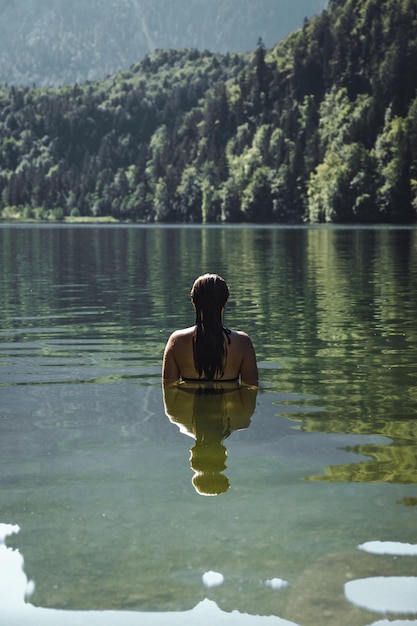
[230, 329, 252, 342]
[168, 326, 195, 343]
[229, 329, 255, 352]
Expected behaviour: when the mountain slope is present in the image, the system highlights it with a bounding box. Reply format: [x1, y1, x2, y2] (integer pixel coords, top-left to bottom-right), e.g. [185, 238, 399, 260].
[0, 0, 328, 86]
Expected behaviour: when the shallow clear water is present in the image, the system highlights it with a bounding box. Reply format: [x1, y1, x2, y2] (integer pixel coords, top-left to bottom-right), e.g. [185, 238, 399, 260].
[1, 224, 417, 626]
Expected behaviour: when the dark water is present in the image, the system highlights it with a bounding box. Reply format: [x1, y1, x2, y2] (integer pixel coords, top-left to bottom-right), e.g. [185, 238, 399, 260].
[1, 224, 417, 626]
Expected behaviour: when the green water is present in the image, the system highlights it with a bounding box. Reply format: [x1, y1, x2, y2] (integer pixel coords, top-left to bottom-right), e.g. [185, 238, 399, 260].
[1, 224, 417, 626]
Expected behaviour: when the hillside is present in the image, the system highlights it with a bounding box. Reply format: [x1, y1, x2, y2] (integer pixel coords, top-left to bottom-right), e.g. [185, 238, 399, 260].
[0, 0, 416, 224]
[0, 0, 328, 87]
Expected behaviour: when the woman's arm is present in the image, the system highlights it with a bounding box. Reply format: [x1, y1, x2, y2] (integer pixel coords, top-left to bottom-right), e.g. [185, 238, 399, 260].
[239, 333, 259, 386]
[162, 333, 181, 382]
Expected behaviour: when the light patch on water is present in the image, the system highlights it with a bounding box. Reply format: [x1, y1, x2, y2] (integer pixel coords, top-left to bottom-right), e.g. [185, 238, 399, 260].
[345, 577, 417, 614]
[0, 524, 20, 543]
[202, 570, 224, 588]
[369, 619, 417, 626]
[366, 620, 417, 626]
[0, 524, 35, 606]
[358, 541, 417, 556]
[265, 578, 289, 591]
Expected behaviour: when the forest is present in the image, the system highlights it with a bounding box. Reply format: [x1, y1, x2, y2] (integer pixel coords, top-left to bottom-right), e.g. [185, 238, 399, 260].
[0, 0, 416, 224]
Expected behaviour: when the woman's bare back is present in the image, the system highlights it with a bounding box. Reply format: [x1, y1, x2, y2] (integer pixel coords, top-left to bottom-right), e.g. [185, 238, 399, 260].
[162, 327, 258, 385]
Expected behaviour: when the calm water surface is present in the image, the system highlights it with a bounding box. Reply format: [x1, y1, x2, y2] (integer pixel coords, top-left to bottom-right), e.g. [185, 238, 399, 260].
[1, 224, 417, 626]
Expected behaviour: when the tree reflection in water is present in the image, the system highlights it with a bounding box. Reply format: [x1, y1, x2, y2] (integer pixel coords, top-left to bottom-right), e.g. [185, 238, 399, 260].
[163, 382, 257, 495]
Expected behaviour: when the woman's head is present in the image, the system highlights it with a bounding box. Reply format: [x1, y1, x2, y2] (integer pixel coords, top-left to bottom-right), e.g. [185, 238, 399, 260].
[190, 274, 229, 318]
[190, 274, 231, 380]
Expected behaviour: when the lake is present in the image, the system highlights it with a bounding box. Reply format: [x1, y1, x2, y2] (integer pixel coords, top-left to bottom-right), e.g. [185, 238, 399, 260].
[1, 224, 417, 626]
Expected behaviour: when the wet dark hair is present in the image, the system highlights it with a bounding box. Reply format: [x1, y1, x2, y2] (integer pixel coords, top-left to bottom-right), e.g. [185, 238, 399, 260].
[190, 274, 231, 380]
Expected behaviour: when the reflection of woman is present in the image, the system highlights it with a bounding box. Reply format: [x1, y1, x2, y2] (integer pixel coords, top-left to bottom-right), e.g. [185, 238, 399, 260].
[163, 383, 257, 495]
[162, 274, 258, 386]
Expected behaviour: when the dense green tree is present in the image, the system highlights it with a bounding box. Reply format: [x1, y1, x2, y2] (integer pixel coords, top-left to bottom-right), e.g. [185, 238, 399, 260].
[220, 177, 244, 222]
[154, 177, 171, 222]
[176, 166, 202, 222]
[375, 113, 413, 221]
[242, 166, 274, 221]
[308, 142, 378, 222]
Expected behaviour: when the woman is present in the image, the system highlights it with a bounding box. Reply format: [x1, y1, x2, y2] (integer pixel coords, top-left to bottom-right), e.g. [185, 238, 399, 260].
[162, 273, 258, 385]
